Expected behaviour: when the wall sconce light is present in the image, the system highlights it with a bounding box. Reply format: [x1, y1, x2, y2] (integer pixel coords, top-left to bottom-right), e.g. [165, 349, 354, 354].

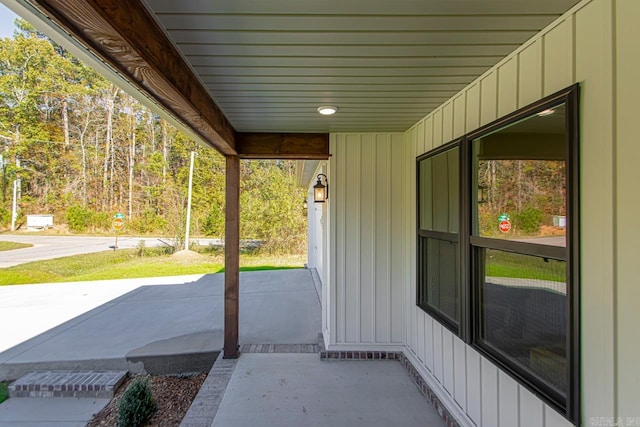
[303, 199, 308, 209]
[478, 185, 488, 204]
[313, 174, 328, 203]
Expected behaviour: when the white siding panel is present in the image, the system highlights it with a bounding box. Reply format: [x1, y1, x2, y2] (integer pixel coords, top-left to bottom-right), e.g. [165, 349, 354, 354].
[375, 136, 391, 343]
[359, 134, 374, 344]
[519, 387, 543, 427]
[334, 135, 346, 344]
[331, 132, 406, 347]
[498, 371, 519, 426]
[402, 133, 413, 345]
[518, 39, 543, 107]
[481, 357, 499, 427]
[466, 348, 481, 424]
[416, 121, 425, 156]
[389, 133, 405, 344]
[433, 322, 444, 383]
[543, 18, 574, 95]
[424, 116, 434, 153]
[453, 93, 466, 138]
[480, 72, 498, 126]
[433, 109, 443, 147]
[424, 313, 434, 372]
[615, 0, 640, 417]
[497, 57, 518, 117]
[416, 307, 425, 363]
[574, 0, 616, 419]
[442, 328, 455, 394]
[405, 128, 417, 351]
[453, 336, 467, 410]
[465, 84, 480, 132]
[544, 406, 574, 427]
[410, 124, 418, 158]
[344, 136, 361, 343]
[442, 101, 454, 143]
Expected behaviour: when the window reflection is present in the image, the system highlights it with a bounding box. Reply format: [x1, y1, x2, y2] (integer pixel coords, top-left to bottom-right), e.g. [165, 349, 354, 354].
[480, 249, 567, 393]
[418, 237, 459, 323]
[472, 105, 567, 247]
[420, 147, 459, 233]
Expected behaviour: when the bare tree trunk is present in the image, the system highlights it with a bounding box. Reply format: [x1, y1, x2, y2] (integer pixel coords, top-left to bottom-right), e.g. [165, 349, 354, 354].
[149, 112, 156, 151]
[78, 110, 91, 206]
[161, 118, 168, 183]
[516, 161, 523, 211]
[128, 110, 136, 220]
[103, 86, 118, 210]
[62, 99, 70, 146]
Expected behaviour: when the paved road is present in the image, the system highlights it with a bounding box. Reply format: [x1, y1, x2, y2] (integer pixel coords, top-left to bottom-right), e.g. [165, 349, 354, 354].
[0, 235, 222, 268]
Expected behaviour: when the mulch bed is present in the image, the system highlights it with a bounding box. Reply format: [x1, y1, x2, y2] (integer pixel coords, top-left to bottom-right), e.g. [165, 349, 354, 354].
[87, 373, 207, 426]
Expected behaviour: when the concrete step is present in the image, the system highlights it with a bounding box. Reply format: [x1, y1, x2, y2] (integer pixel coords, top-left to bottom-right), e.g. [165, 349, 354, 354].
[9, 370, 127, 398]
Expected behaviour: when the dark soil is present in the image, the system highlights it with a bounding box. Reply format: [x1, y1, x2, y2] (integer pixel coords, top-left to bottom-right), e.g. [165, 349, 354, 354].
[87, 373, 206, 427]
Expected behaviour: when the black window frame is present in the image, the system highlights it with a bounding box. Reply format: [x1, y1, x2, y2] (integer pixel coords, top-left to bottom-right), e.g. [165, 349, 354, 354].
[416, 140, 463, 334]
[415, 84, 580, 424]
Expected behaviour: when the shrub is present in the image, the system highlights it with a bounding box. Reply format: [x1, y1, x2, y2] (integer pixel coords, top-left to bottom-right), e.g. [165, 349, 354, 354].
[0, 381, 8, 404]
[515, 206, 544, 234]
[117, 377, 157, 427]
[131, 208, 166, 234]
[65, 204, 92, 232]
[202, 209, 223, 237]
[0, 208, 10, 228]
[90, 211, 111, 232]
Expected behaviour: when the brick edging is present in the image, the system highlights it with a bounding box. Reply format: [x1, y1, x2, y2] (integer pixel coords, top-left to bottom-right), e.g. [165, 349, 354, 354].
[319, 350, 460, 427]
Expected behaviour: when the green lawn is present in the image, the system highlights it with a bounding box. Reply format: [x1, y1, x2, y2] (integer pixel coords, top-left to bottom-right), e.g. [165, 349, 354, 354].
[485, 249, 566, 282]
[0, 248, 305, 286]
[0, 382, 8, 404]
[0, 241, 32, 252]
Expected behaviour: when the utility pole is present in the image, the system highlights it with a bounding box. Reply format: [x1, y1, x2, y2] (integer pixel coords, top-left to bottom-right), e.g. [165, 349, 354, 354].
[184, 151, 195, 251]
[11, 157, 20, 232]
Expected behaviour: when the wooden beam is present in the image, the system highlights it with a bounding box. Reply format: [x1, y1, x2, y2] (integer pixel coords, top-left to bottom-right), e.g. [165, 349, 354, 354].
[224, 156, 240, 359]
[30, 0, 237, 156]
[236, 133, 330, 159]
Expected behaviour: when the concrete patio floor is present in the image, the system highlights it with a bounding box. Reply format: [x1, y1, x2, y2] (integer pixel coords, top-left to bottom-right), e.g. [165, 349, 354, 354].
[0, 269, 321, 380]
[208, 353, 445, 427]
[0, 269, 445, 426]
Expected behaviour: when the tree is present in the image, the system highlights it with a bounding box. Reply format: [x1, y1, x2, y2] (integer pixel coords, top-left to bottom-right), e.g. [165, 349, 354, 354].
[0, 23, 307, 254]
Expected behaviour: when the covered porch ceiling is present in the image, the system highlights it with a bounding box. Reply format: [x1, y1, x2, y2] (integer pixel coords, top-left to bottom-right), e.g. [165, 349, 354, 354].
[5, 0, 581, 158]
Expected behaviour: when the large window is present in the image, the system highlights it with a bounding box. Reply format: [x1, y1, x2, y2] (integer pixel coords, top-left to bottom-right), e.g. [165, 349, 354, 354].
[416, 85, 579, 422]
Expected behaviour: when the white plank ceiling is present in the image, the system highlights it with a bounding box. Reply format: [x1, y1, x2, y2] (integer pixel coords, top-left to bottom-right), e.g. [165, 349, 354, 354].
[143, 0, 581, 133]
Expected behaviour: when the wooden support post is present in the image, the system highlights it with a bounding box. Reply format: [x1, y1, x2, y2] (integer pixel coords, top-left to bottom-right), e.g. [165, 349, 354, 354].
[224, 155, 240, 358]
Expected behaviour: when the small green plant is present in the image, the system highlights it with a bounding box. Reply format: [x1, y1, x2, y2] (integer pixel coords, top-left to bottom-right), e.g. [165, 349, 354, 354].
[0, 381, 8, 404]
[135, 240, 147, 258]
[117, 377, 157, 427]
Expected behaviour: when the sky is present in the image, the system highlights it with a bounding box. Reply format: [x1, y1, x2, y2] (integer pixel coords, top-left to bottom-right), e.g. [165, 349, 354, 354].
[0, 3, 19, 39]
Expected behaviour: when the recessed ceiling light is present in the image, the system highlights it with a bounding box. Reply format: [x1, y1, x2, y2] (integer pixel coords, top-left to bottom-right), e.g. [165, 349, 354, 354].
[537, 108, 555, 117]
[317, 106, 338, 115]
